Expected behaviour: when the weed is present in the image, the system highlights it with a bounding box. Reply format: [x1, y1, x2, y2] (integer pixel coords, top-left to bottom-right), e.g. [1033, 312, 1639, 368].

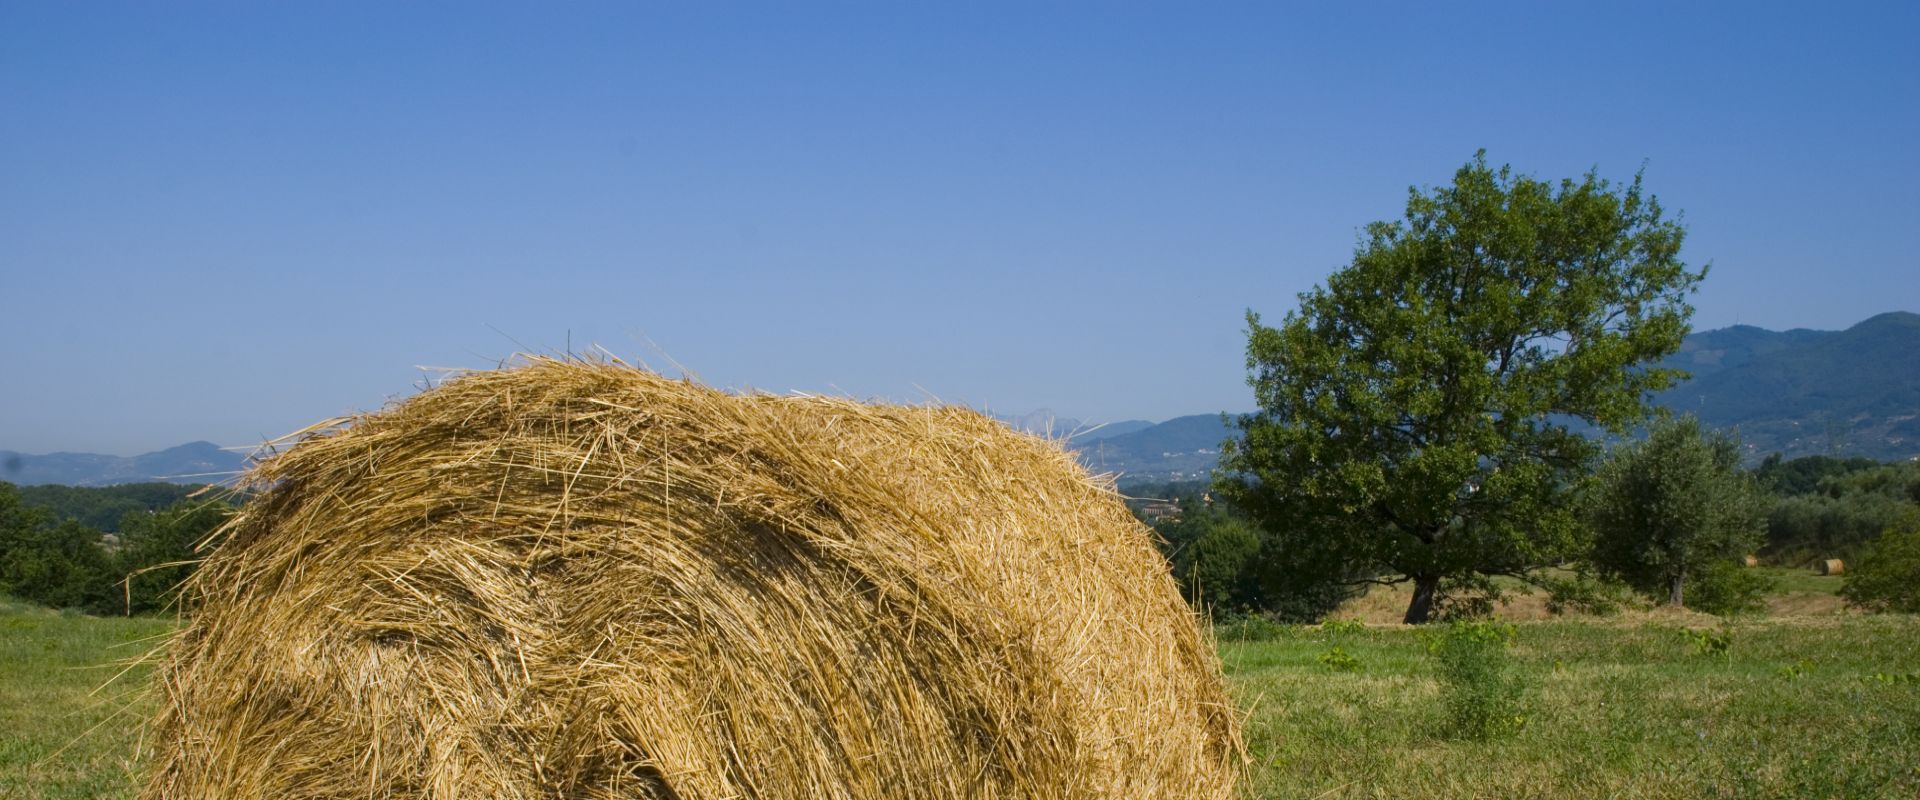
[1423, 621, 1530, 740]
[1213, 613, 1287, 642]
[1318, 619, 1366, 636]
[1317, 646, 1361, 672]
[1680, 626, 1733, 658]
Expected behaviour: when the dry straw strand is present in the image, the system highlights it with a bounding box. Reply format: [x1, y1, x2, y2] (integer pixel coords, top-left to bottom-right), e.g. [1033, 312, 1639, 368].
[143, 357, 1243, 799]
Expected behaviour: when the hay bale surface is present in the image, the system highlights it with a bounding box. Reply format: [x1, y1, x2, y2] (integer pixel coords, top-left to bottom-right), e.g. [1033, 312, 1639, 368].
[1819, 558, 1845, 576]
[145, 358, 1241, 799]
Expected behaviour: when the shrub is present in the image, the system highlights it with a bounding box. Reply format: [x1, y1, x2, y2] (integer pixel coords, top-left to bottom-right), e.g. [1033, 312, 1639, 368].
[1841, 525, 1920, 613]
[1679, 626, 1733, 658]
[1424, 621, 1530, 740]
[1317, 647, 1361, 672]
[1539, 571, 1631, 616]
[1318, 618, 1366, 635]
[1684, 559, 1772, 617]
[1211, 612, 1288, 642]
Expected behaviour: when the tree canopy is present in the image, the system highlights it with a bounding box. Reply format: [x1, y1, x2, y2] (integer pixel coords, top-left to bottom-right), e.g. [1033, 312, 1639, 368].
[1219, 152, 1705, 623]
[1588, 415, 1768, 608]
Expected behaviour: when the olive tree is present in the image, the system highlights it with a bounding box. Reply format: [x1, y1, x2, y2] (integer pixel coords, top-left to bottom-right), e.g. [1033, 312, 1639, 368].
[1588, 415, 1769, 608]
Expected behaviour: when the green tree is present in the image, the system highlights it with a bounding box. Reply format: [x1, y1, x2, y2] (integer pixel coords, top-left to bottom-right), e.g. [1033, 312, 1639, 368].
[1841, 523, 1920, 613]
[115, 498, 231, 614]
[0, 518, 115, 610]
[1588, 417, 1769, 608]
[1219, 152, 1703, 623]
[1157, 503, 1264, 611]
[1762, 461, 1920, 563]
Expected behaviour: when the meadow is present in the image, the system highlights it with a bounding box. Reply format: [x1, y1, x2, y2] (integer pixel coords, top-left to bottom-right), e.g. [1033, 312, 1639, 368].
[3, 593, 1917, 799]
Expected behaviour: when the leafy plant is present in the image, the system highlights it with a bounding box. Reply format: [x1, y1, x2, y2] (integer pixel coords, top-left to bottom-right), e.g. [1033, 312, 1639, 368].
[1841, 524, 1920, 613]
[1539, 570, 1632, 616]
[1683, 559, 1772, 617]
[1317, 646, 1361, 672]
[1424, 621, 1530, 739]
[1212, 612, 1288, 642]
[1318, 618, 1366, 635]
[1680, 626, 1733, 658]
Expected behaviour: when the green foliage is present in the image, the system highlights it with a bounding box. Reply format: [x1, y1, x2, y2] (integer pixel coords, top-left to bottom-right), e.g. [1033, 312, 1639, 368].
[1221, 152, 1703, 623]
[1684, 559, 1772, 616]
[1678, 626, 1733, 658]
[0, 518, 115, 612]
[1160, 504, 1263, 610]
[1211, 612, 1290, 642]
[1153, 497, 1360, 622]
[1318, 618, 1366, 635]
[1763, 461, 1920, 563]
[1753, 453, 1885, 497]
[1538, 570, 1631, 616]
[1213, 610, 1290, 640]
[14, 482, 204, 532]
[1841, 524, 1920, 613]
[0, 482, 229, 615]
[1588, 416, 1769, 608]
[1423, 621, 1530, 740]
[1317, 646, 1361, 672]
[115, 500, 230, 614]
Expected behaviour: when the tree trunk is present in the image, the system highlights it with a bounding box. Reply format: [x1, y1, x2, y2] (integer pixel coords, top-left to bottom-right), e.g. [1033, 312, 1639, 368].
[1404, 575, 1441, 624]
[1669, 568, 1685, 607]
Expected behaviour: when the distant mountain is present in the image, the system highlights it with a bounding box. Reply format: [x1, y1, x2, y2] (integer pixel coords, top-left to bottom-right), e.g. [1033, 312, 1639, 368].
[1070, 414, 1235, 485]
[1064, 311, 1920, 485]
[990, 411, 1155, 443]
[0, 441, 247, 487]
[1067, 419, 1156, 442]
[1656, 311, 1920, 461]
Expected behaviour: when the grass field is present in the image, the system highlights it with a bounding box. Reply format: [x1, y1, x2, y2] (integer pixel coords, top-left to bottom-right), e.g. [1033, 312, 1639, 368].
[0, 600, 173, 800]
[3, 598, 1917, 799]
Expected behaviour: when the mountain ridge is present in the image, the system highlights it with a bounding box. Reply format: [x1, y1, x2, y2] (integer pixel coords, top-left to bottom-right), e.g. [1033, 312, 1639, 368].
[0, 441, 248, 487]
[8, 312, 1913, 488]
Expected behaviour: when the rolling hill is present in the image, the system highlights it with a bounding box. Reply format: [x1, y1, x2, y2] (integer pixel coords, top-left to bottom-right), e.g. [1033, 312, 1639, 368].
[1656, 311, 1920, 460]
[0, 441, 247, 487]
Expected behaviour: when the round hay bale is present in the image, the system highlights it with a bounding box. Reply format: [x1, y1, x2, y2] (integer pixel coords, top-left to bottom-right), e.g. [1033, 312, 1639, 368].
[143, 358, 1242, 799]
[1819, 558, 1845, 576]
[1743, 554, 1759, 568]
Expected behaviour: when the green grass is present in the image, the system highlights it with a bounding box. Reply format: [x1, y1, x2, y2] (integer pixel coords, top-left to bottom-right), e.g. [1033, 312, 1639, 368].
[3, 601, 1918, 798]
[0, 599, 173, 800]
[1227, 616, 1920, 799]
[1754, 566, 1846, 595]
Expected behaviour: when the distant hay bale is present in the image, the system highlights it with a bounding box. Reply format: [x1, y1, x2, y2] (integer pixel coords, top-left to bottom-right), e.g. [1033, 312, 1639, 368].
[1819, 558, 1845, 576]
[142, 358, 1242, 799]
[1743, 554, 1760, 568]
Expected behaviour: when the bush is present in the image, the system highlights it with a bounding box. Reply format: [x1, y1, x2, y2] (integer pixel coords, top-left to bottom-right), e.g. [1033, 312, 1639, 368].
[1540, 571, 1632, 616]
[1841, 525, 1920, 613]
[1424, 621, 1530, 740]
[1317, 646, 1361, 671]
[1684, 560, 1772, 617]
[1211, 612, 1288, 642]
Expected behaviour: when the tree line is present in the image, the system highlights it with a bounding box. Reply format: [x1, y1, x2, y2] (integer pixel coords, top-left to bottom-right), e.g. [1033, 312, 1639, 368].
[0, 482, 231, 615]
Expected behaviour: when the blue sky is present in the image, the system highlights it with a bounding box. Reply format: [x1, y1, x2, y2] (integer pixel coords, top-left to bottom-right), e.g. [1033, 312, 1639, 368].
[3, 2, 1916, 454]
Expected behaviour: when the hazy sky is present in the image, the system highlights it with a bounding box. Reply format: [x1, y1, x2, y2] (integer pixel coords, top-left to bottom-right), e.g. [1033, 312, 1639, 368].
[4, 2, 1916, 455]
